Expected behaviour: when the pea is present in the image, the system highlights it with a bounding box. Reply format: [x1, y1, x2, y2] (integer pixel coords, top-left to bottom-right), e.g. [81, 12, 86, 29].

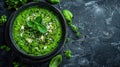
[49, 55, 62, 67]
[66, 38, 70, 43]
[64, 50, 72, 59]
[47, 0, 60, 4]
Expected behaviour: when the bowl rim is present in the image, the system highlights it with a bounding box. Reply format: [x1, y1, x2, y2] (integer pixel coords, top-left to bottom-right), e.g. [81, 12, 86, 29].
[6, 1, 67, 62]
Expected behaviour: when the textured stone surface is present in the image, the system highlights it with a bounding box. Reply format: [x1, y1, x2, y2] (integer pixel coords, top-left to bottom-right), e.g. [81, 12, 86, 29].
[0, 0, 120, 67]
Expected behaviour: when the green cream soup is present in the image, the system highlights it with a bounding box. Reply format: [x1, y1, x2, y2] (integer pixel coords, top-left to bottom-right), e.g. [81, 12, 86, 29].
[13, 7, 62, 56]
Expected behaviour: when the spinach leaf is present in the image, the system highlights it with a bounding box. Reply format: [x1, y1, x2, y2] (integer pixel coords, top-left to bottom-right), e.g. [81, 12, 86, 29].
[49, 55, 62, 67]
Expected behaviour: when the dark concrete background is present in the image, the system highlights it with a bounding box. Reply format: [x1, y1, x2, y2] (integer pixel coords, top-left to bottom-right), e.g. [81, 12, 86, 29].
[0, 0, 120, 67]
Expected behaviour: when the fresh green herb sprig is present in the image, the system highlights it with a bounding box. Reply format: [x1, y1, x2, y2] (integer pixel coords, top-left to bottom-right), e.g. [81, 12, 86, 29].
[0, 15, 7, 26]
[13, 62, 19, 67]
[27, 16, 47, 34]
[62, 9, 81, 37]
[49, 55, 62, 67]
[0, 45, 10, 52]
[76, 32, 81, 37]
[5, 0, 28, 10]
[64, 50, 72, 59]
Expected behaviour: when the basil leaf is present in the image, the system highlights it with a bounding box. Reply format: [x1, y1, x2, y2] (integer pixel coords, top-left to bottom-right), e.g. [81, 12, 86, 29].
[35, 16, 42, 24]
[27, 16, 47, 34]
[62, 10, 73, 22]
[49, 55, 62, 67]
[37, 24, 47, 34]
[27, 21, 34, 27]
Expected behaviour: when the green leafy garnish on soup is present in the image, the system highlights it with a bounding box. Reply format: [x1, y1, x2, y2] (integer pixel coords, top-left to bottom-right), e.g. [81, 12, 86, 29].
[37, 24, 47, 34]
[26, 16, 47, 34]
